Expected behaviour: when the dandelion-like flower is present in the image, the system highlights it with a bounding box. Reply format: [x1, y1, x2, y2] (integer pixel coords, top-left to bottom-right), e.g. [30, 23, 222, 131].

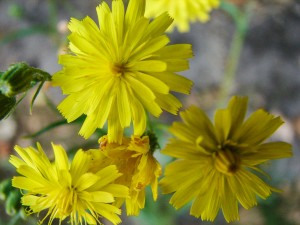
[88, 135, 161, 216]
[9, 143, 128, 225]
[52, 0, 193, 143]
[160, 96, 292, 222]
[146, 0, 220, 32]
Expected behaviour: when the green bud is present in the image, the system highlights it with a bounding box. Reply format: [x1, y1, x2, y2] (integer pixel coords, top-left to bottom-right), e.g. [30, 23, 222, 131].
[0, 94, 16, 120]
[0, 63, 51, 97]
[5, 189, 22, 216]
[0, 178, 12, 200]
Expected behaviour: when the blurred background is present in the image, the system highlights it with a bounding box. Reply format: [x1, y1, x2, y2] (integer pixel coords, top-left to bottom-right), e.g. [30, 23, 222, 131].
[0, 0, 300, 224]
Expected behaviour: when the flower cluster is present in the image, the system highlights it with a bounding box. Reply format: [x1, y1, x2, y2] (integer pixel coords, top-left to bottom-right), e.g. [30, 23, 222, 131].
[7, 0, 293, 225]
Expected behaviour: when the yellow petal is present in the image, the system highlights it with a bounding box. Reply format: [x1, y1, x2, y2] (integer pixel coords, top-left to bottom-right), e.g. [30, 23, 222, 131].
[130, 96, 146, 136]
[12, 176, 44, 190]
[92, 165, 122, 190]
[162, 139, 209, 160]
[112, 0, 125, 42]
[52, 143, 69, 171]
[107, 102, 123, 143]
[96, 1, 111, 32]
[129, 35, 169, 62]
[129, 60, 167, 72]
[125, 0, 145, 27]
[242, 142, 292, 165]
[233, 109, 284, 145]
[101, 184, 129, 198]
[214, 109, 231, 144]
[93, 203, 122, 225]
[150, 71, 193, 94]
[221, 179, 239, 222]
[79, 191, 114, 203]
[169, 122, 198, 143]
[135, 72, 169, 94]
[180, 106, 218, 150]
[156, 44, 193, 59]
[117, 80, 131, 127]
[155, 93, 181, 115]
[227, 96, 248, 137]
[75, 173, 100, 191]
[70, 150, 90, 181]
[145, 12, 173, 37]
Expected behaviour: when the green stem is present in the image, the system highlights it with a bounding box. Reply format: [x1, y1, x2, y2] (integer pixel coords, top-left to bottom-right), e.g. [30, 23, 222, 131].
[217, 2, 254, 106]
[7, 213, 21, 225]
[48, 0, 58, 29]
[43, 93, 61, 116]
[23, 119, 67, 138]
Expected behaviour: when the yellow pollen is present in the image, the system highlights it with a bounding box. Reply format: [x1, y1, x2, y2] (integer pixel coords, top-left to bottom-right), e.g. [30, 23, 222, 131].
[214, 149, 240, 176]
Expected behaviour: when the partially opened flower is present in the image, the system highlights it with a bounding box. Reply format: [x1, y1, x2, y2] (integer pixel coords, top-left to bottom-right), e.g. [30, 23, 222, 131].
[146, 0, 220, 32]
[88, 135, 161, 216]
[9, 143, 128, 225]
[160, 96, 292, 222]
[52, 0, 193, 143]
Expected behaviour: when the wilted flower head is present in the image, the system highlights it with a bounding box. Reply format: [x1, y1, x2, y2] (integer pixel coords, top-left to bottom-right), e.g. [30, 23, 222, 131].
[160, 96, 292, 222]
[10, 143, 128, 225]
[52, 0, 193, 143]
[88, 135, 161, 216]
[146, 0, 220, 32]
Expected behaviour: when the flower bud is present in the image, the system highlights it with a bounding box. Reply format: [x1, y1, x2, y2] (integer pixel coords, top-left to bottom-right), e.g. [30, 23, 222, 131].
[0, 63, 51, 97]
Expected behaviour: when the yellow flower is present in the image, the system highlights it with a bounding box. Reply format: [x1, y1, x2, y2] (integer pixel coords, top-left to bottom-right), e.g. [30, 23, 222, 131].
[160, 96, 292, 222]
[52, 0, 193, 143]
[9, 143, 128, 225]
[146, 0, 220, 32]
[88, 135, 162, 216]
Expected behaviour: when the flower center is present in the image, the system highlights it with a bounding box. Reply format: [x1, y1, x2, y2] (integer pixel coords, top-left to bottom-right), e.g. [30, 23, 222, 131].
[57, 187, 76, 216]
[111, 63, 126, 77]
[214, 149, 240, 176]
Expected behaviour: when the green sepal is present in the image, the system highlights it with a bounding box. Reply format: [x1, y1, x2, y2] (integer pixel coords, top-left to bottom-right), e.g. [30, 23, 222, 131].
[0, 94, 16, 120]
[144, 130, 160, 153]
[19, 206, 29, 220]
[0, 178, 12, 200]
[5, 189, 22, 216]
[0, 62, 51, 97]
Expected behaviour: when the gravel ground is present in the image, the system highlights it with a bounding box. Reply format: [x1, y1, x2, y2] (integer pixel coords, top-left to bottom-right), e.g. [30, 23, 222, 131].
[0, 0, 300, 225]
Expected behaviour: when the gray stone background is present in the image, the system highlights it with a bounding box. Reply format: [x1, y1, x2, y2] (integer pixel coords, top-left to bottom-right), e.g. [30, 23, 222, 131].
[0, 0, 300, 224]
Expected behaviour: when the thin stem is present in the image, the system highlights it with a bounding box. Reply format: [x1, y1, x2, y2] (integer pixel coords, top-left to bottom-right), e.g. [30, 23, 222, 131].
[48, 0, 58, 29]
[43, 93, 61, 115]
[217, 1, 254, 106]
[7, 213, 21, 225]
